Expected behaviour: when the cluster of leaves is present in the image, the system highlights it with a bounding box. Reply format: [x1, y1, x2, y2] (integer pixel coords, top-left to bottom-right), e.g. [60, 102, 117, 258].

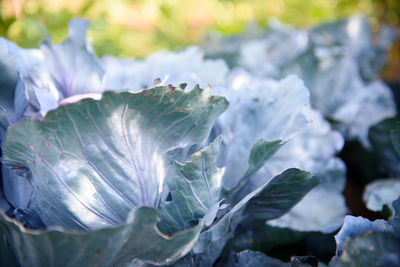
[0, 16, 398, 266]
[203, 15, 400, 266]
[203, 16, 397, 146]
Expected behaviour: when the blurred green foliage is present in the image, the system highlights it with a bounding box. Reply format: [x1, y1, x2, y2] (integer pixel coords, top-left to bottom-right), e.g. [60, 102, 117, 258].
[0, 0, 399, 59]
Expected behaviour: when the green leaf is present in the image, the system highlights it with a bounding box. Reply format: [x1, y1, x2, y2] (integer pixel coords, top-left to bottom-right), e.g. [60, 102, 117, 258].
[1, 86, 228, 230]
[331, 232, 400, 267]
[230, 224, 308, 252]
[243, 168, 320, 222]
[226, 138, 284, 198]
[159, 136, 224, 234]
[0, 206, 212, 266]
[187, 169, 319, 266]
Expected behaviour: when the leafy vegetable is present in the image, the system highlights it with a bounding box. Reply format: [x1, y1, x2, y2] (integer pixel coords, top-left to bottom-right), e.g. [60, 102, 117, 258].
[331, 198, 400, 266]
[2, 86, 228, 230]
[0, 20, 321, 264]
[101, 37, 348, 235]
[203, 16, 397, 146]
[1, 15, 396, 266]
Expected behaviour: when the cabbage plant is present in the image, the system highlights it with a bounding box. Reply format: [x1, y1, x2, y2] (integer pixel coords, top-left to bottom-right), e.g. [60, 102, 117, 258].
[0, 19, 321, 266]
[203, 16, 397, 147]
[102, 44, 348, 236]
[0, 83, 319, 266]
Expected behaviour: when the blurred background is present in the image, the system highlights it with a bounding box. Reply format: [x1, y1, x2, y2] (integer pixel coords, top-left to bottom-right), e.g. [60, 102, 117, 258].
[0, 0, 398, 77]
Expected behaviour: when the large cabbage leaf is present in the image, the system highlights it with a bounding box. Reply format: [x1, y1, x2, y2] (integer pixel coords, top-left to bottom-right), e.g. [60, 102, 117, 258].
[0, 84, 230, 265]
[0, 206, 214, 266]
[1, 86, 228, 230]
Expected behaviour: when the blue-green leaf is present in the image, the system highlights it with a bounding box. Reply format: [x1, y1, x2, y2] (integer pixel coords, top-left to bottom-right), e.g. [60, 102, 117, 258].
[1, 86, 228, 230]
[331, 232, 400, 267]
[159, 136, 224, 234]
[243, 169, 320, 222]
[334, 216, 392, 256]
[188, 168, 318, 266]
[0, 206, 212, 266]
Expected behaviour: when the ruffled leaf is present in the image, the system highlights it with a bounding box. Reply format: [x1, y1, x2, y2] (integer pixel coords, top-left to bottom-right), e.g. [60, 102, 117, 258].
[213, 70, 310, 192]
[363, 179, 400, 213]
[331, 232, 400, 267]
[217, 16, 396, 145]
[40, 19, 105, 98]
[334, 216, 392, 256]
